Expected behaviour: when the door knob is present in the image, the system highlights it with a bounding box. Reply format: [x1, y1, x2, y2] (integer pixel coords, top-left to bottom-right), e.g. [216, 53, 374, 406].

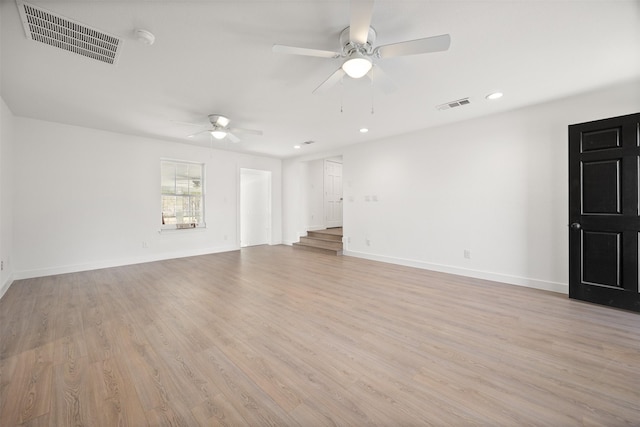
[570, 223, 581, 230]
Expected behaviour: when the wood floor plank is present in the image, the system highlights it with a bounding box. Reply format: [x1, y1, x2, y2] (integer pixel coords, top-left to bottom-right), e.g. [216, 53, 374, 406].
[18, 413, 50, 427]
[86, 357, 148, 427]
[247, 332, 382, 425]
[195, 345, 298, 426]
[208, 331, 303, 413]
[83, 321, 116, 364]
[1, 245, 639, 426]
[0, 289, 36, 360]
[50, 355, 91, 426]
[141, 316, 216, 407]
[0, 354, 18, 416]
[190, 392, 249, 427]
[287, 403, 340, 427]
[0, 343, 54, 424]
[110, 321, 169, 412]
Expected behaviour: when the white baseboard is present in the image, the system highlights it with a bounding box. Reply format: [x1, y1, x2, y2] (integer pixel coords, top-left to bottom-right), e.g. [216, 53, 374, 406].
[9, 246, 568, 296]
[344, 250, 568, 294]
[14, 245, 239, 280]
[0, 273, 14, 300]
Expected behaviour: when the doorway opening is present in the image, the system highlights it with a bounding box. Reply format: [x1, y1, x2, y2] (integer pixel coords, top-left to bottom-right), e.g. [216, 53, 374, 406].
[324, 159, 343, 229]
[240, 168, 272, 248]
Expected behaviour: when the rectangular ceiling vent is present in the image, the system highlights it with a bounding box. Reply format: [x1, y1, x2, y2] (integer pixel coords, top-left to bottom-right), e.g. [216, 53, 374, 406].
[436, 98, 471, 111]
[16, 0, 122, 65]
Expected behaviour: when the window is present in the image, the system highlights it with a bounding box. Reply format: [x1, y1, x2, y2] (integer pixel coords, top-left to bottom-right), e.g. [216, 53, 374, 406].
[161, 160, 205, 229]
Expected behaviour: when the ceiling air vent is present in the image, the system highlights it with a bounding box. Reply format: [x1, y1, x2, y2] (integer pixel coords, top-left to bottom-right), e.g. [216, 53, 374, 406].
[16, 0, 123, 65]
[436, 97, 471, 111]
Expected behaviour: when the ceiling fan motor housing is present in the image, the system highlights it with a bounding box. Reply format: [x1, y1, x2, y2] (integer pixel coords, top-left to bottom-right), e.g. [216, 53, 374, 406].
[208, 114, 230, 128]
[340, 26, 377, 57]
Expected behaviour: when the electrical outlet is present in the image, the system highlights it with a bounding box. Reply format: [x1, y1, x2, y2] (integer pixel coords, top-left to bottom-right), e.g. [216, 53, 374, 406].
[464, 249, 471, 259]
[366, 239, 371, 246]
[142, 241, 148, 248]
[1, 260, 3, 271]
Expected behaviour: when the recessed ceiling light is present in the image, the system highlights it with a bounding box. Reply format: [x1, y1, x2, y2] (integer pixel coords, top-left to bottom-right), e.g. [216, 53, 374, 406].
[293, 145, 301, 149]
[486, 92, 503, 100]
[359, 128, 369, 133]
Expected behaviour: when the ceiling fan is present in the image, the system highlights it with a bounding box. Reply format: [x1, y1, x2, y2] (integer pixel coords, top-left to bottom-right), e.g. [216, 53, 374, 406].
[186, 114, 263, 143]
[273, 0, 451, 94]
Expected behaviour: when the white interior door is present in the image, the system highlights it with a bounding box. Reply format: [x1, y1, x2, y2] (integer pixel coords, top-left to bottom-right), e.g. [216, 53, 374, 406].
[324, 160, 343, 228]
[240, 169, 271, 247]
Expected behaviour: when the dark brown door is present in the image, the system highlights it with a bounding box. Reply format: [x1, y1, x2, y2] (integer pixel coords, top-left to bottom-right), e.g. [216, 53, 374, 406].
[569, 112, 640, 312]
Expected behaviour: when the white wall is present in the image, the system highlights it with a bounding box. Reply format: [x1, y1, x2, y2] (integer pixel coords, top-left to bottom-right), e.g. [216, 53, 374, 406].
[284, 79, 640, 294]
[13, 117, 282, 279]
[0, 97, 15, 298]
[282, 160, 305, 245]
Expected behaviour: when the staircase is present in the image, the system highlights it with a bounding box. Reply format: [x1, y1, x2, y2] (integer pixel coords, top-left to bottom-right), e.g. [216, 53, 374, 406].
[293, 227, 343, 256]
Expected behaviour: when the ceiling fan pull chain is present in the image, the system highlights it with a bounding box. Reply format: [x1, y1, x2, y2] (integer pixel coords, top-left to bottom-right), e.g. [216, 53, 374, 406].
[340, 79, 344, 113]
[371, 68, 375, 114]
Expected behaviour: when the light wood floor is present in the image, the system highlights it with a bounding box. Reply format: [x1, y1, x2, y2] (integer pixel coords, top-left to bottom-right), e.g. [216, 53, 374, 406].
[1, 245, 639, 426]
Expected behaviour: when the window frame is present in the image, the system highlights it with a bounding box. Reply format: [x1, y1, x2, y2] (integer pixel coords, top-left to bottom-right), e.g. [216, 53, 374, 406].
[160, 159, 206, 230]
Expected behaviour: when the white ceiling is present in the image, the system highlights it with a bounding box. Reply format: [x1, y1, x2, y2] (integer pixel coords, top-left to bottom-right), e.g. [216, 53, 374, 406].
[1, 0, 639, 159]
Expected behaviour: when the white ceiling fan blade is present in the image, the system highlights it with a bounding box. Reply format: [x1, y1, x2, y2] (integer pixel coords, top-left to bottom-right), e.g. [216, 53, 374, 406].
[272, 44, 340, 59]
[229, 127, 263, 136]
[172, 120, 207, 127]
[375, 34, 451, 59]
[367, 64, 397, 94]
[226, 132, 240, 143]
[187, 129, 213, 138]
[350, 0, 375, 45]
[313, 68, 346, 94]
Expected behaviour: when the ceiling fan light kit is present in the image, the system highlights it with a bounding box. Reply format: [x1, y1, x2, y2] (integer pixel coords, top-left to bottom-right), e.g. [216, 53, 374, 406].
[342, 53, 372, 78]
[184, 114, 263, 143]
[210, 130, 227, 139]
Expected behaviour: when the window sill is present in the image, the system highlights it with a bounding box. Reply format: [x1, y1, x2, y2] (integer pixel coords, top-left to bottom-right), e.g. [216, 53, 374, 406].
[159, 224, 207, 234]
